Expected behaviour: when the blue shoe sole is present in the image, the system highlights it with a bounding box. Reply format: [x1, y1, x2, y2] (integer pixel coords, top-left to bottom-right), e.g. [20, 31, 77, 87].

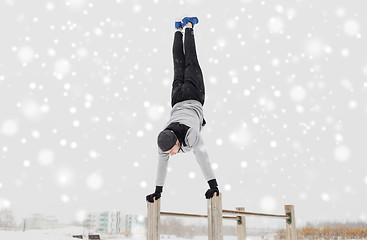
[182, 17, 199, 28]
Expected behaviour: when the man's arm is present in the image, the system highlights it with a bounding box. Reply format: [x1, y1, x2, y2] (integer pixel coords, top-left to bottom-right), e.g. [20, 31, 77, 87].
[187, 129, 219, 198]
[156, 149, 169, 186]
[189, 129, 216, 182]
[146, 149, 169, 203]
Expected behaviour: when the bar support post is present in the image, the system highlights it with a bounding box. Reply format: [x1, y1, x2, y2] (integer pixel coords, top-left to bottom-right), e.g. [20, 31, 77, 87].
[208, 193, 223, 240]
[236, 207, 246, 240]
[147, 198, 161, 240]
[284, 205, 296, 240]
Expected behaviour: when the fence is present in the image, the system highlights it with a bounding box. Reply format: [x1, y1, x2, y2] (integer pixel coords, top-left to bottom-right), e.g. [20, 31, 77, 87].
[146, 193, 296, 240]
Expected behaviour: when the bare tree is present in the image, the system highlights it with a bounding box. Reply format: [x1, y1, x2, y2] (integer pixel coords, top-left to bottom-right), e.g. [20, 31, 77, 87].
[0, 208, 16, 229]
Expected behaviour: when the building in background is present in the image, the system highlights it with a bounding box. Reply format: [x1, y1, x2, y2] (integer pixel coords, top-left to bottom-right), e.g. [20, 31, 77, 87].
[84, 211, 145, 236]
[84, 211, 121, 234]
[124, 214, 145, 237]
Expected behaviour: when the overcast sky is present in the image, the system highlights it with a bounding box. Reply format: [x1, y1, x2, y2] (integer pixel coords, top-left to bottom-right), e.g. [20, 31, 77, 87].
[0, 0, 366, 227]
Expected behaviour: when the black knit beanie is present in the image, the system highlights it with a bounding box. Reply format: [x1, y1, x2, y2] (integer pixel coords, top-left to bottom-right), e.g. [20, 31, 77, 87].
[157, 130, 177, 152]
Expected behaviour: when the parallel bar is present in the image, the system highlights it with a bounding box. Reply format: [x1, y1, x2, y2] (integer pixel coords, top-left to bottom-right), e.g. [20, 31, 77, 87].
[222, 209, 290, 219]
[160, 211, 207, 218]
[160, 211, 239, 220]
[160, 211, 289, 219]
[160, 209, 290, 220]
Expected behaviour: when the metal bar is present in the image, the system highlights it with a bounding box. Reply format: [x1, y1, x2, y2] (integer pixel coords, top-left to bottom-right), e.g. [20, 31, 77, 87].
[160, 209, 290, 220]
[161, 211, 238, 220]
[222, 209, 290, 219]
[160, 211, 208, 218]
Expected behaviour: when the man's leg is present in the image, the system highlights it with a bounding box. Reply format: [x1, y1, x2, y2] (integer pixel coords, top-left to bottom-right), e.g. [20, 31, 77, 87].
[183, 24, 205, 106]
[171, 30, 186, 107]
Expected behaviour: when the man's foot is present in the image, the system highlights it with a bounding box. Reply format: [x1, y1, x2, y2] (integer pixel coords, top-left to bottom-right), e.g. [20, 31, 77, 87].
[182, 17, 199, 28]
[175, 21, 183, 30]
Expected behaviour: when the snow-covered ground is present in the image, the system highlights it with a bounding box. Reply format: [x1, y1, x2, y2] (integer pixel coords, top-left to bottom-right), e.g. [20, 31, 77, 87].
[0, 227, 85, 240]
[1, 229, 361, 240]
[0, 231, 270, 240]
[0, 227, 278, 240]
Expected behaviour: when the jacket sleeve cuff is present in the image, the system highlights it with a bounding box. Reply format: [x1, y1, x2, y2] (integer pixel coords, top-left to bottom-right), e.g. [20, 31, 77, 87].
[155, 186, 163, 193]
[208, 179, 218, 189]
